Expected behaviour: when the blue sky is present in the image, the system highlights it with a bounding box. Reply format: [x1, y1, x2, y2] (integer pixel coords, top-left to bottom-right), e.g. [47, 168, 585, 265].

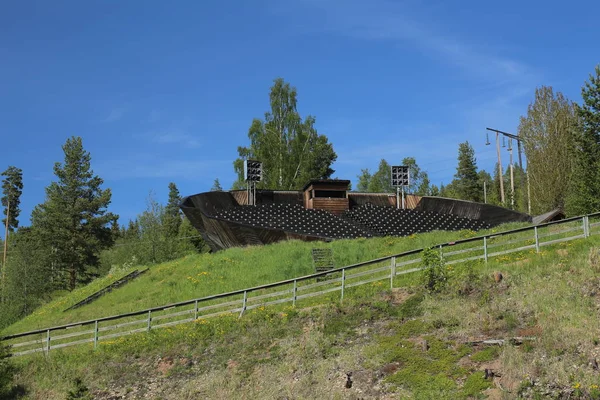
[1, 0, 599, 230]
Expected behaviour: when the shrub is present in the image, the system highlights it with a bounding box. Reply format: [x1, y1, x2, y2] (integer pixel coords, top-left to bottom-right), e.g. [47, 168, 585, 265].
[420, 247, 447, 292]
[0, 344, 15, 398]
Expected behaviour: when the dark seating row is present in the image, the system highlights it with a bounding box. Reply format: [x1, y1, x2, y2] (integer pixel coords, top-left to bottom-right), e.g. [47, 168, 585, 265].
[213, 202, 490, 240]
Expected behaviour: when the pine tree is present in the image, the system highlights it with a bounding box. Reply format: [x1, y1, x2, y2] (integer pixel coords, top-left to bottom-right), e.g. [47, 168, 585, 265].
[164, 183, 182, 238]
[31, 137, 117, 290]
[1, 166, 23, 232]
[452, 141, 482, 202]
[566, 65, 600, 216]
[210, 179, 223, 191]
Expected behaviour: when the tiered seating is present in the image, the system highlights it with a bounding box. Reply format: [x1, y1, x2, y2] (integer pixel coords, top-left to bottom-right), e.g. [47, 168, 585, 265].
[213, 203, 490, 240]
[214, 203, 371, 239]
[342, 203, 490, 237]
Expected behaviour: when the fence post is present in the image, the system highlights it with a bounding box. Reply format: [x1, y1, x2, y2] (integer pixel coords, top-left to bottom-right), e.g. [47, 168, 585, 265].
[45, 329, 51, 355]
[534, 227, 540, 253]
[341, 269, 346, 301]
[483, 237, 488, 264]
[586, 216, 591, 237]
[94, 320, 98, 350]
[390, 257, 396, 289]
[292, 280, 297, 307]
[147, 310, 152, 332]
[194, 300, 199, 320]
[439, 245, 444, 262]
[239, 290, 247, 318]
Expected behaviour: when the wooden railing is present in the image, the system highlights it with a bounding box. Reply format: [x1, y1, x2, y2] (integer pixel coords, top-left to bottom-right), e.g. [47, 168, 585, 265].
[3, 212, 600, 357]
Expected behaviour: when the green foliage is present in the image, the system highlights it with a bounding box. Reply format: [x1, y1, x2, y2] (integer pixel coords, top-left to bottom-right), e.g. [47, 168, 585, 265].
[460, 371, 492, 397]
[420, 247, 447, 292]
[0, 228, 51, 328]
[233, 78, 337, 190]
[356, 157, 433, 195]
[99, 192, 204, 272]
[451, 141, 482, 202]
[470, 346, 500, 362]
[164, 182, 182, 238]
[66, 378, 92, 400]
[210, 178, 223, 191]
[567, 65, 600, 216]
[0, 343, 16, 398]
[31, 137, 117, 290]
[519, 86, 578, 214]
[1, 166, 23, 232]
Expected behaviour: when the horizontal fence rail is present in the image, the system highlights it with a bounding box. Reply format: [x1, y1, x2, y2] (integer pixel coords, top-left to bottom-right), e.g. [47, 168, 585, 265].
[3, 212, 600, 357]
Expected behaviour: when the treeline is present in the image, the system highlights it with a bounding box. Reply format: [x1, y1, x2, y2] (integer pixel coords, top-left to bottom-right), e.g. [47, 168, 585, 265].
[0, 138, 206, 329]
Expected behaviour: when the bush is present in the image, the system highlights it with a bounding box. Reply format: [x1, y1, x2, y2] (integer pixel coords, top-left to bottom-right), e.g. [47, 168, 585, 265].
[420, 247, 447, 292]
[0, 344, 16, 398]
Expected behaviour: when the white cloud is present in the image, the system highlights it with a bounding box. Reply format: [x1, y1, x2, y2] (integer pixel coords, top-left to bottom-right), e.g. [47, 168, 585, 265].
[152, 132, 201, 148]
[104, 107, 126, 122]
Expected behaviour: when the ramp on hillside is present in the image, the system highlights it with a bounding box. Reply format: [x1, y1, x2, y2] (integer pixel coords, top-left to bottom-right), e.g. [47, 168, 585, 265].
[63, 269, 149, 312]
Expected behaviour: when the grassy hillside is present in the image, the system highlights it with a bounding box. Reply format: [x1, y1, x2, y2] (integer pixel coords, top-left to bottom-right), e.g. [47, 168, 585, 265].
[1, 225, 525, 336]
[5, 233, 600, 399]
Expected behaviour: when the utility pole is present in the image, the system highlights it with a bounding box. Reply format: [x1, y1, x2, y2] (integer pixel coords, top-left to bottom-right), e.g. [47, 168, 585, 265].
[486, 127, 531, 212]
[483, 180, 487, 204]
[509, 138, 515, 209]
[495, 132, 505, 205]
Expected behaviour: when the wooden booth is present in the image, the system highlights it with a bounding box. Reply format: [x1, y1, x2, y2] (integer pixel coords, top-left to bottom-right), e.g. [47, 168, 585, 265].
[303, 179, 350, 215]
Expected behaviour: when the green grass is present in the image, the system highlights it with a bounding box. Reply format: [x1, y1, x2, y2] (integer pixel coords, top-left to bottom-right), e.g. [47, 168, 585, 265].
[1, 225, 526, 336]
[5, 224, 600, 399]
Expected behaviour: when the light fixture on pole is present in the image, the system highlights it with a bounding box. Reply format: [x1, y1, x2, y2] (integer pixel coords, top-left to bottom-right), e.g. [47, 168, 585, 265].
[391, 165, 410, 210]
[244, 159, 263, 206]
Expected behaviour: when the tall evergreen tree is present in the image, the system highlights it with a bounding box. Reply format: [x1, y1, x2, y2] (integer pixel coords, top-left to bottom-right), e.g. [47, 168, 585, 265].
[452, 141, 482, 202]
[210, 179, 223, 191]
[164, 182, 182, 238]
[566, 65, 600, 216]
[1, 166, 23, 232]
[518, 86, 577, 214]
[31, 137, 117, 290]
[233, 78, 337, 190]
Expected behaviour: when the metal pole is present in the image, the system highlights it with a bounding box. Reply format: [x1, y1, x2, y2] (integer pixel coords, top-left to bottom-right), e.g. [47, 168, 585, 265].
[483, 181, 487, 204]
[292, 280, 297, 306]
[534, 227, 540, 253]
[341, 269, 346, 301]
[496, 132, 505, 205]
[390, 257, 396, 289]
[45, 329, 51, 355]
[94, 320, 99, 349]
[583, 216, 588, 238]
[194, 300, 198, 320]
[401, 186, 405, 210]
[483, 237, 488, 264]
[147, 310, 152, 331]
[396, 187, 400, 210]
[239, 291, 247, 317]
[509, 139, 515, 209]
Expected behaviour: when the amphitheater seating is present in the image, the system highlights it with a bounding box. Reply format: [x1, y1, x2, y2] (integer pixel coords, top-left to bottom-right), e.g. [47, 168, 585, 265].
[213, 202, 490, 240]
[214, 203, 371, 239]
[342, 203, 490, 237]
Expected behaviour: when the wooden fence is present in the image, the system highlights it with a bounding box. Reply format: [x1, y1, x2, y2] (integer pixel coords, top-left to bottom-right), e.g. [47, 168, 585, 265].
[3, 212, 600, 357]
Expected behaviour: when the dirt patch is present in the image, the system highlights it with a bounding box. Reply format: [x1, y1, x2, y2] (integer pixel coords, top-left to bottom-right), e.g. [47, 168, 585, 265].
[386, 288, 412, 304]
[557, 249, 569, 257]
